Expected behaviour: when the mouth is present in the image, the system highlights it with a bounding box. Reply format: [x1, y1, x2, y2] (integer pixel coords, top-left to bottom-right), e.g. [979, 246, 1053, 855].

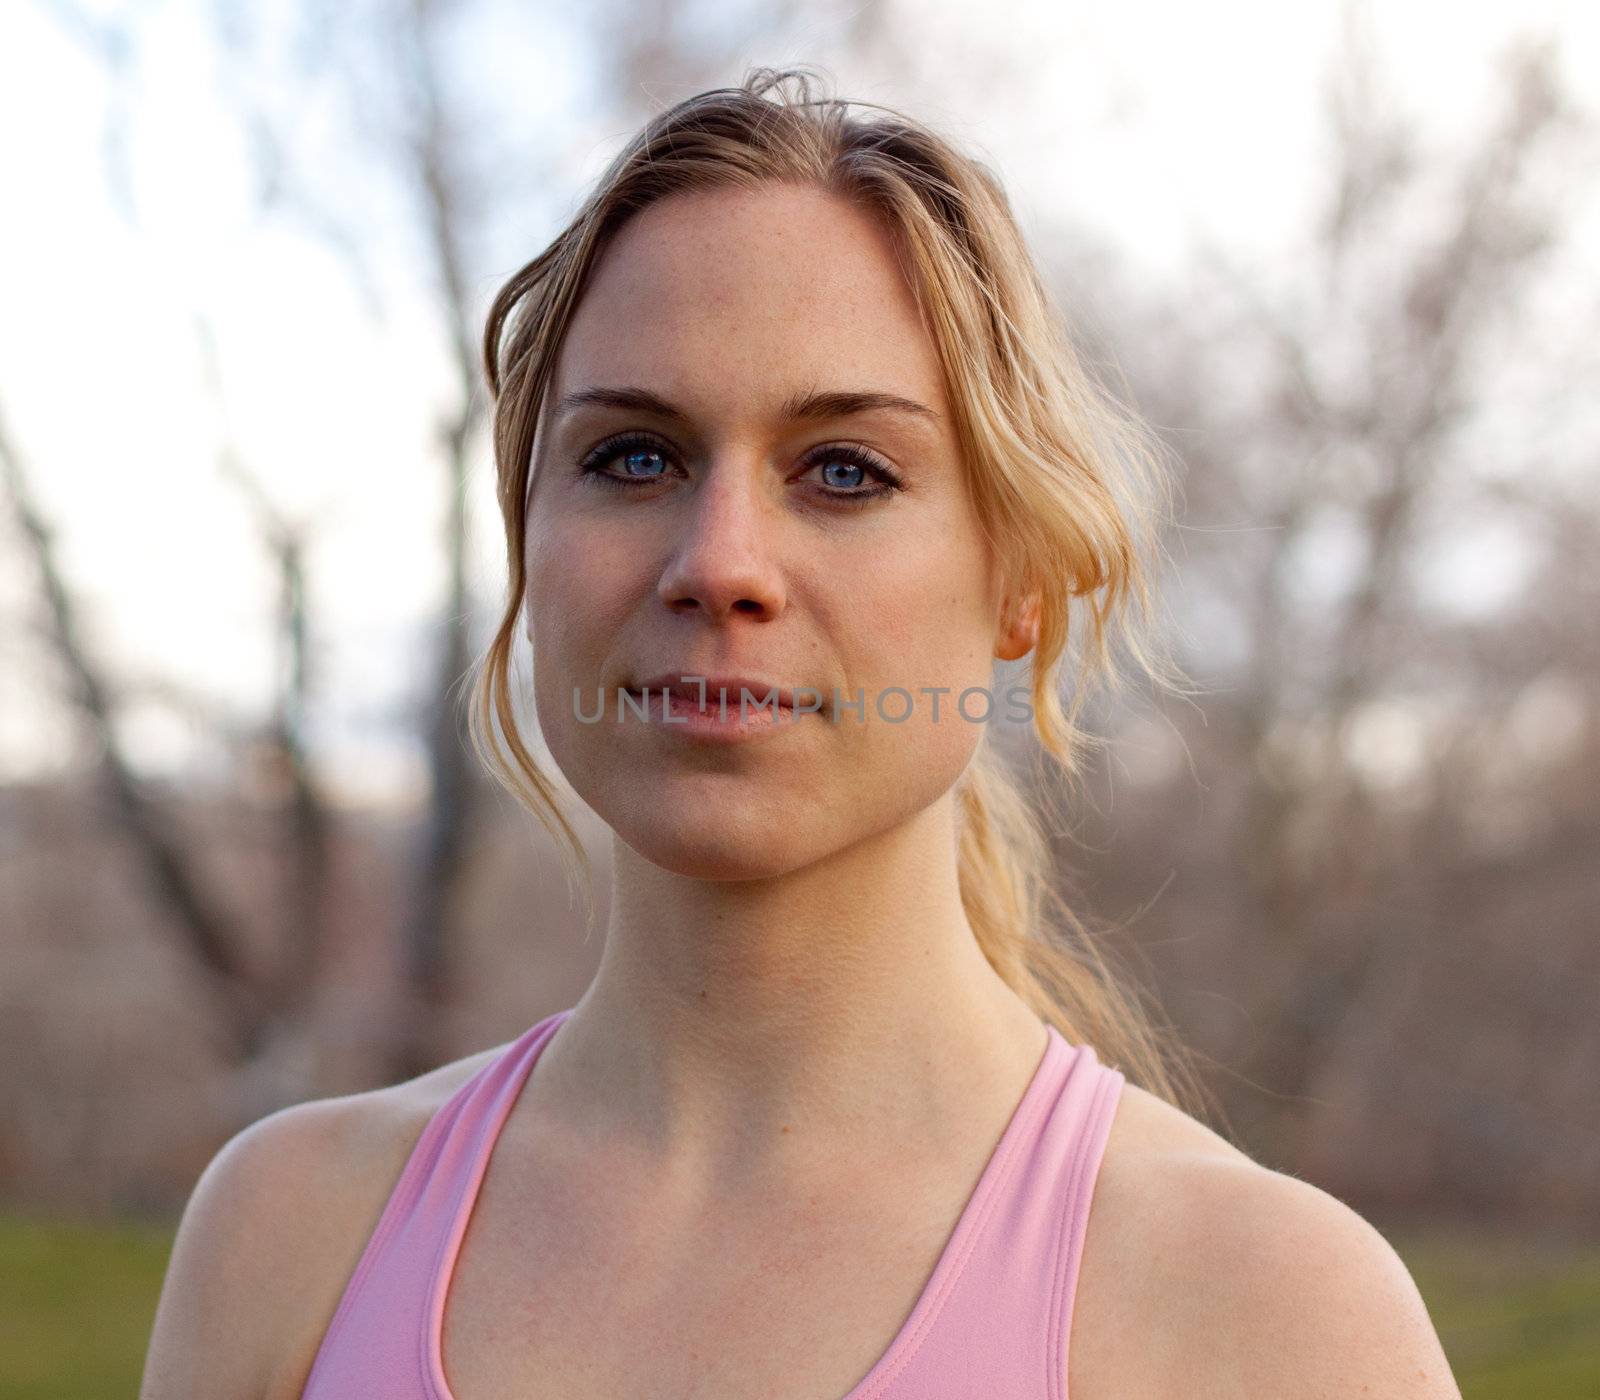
[627, 675, 801, 711]
[619, 674, 810, 739]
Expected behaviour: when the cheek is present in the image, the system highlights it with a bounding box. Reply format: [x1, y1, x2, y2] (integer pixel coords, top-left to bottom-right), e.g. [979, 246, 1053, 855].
[839, 534, 998, 704]
[523, 522, 632, 740]
[818, 571, 999, 827]
[526, 505, 641, 639]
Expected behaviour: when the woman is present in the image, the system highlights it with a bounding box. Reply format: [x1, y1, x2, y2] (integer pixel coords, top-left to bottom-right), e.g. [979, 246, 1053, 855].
[142, 67, 1460, 1399]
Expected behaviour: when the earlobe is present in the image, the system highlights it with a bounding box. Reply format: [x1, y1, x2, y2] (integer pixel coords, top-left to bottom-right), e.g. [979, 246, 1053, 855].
[995, 594, 1041, 662]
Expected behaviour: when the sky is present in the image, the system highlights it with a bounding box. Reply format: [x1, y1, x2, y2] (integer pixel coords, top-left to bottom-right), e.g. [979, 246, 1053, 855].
[0, 0, 1594, 804]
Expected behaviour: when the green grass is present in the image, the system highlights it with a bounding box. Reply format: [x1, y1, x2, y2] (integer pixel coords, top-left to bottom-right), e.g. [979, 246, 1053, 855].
[0, 1211, 1594, 1398]
[1389, 1226, 1600, 1400]
[0, 1212, 173, 1400]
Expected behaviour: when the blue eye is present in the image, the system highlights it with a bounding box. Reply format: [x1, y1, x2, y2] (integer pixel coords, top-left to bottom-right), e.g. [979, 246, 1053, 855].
[576, 432, 904, 504]
[619, 447, 668, 479]
[819, 459, 866, 489]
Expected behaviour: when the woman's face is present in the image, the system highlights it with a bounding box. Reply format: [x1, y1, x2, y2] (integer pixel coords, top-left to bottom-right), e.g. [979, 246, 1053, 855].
[524, 181, 1023, 880]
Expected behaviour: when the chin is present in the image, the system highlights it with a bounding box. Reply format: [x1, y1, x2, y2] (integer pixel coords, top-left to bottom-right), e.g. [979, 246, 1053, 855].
[609, 806, 820, 881]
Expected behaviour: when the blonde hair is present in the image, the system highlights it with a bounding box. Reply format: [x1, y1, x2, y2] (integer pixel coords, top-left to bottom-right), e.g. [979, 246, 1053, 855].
[470, 65, 1222, 1125]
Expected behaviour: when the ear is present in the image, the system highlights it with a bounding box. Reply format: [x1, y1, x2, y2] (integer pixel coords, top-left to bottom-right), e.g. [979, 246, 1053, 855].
[995, 592, 1041, 662]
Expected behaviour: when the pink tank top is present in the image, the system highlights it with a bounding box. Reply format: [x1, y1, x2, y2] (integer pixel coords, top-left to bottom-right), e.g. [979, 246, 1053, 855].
[299, 1006, 1125, 1399]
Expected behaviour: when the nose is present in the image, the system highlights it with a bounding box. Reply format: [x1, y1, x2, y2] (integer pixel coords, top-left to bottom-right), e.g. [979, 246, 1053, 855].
[655, 456, 786, 623]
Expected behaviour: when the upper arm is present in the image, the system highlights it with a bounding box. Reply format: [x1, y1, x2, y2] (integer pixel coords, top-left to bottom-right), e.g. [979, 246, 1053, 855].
[139, 1098, 382, 1400]
[1166, 1162, 1462, 1399]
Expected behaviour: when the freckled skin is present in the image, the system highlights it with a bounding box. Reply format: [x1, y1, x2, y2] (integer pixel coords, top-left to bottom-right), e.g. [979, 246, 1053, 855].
[523, 183, 1027, 881]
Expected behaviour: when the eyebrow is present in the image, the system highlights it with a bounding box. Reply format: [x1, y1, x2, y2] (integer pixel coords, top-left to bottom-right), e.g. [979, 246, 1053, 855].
[552, 385, 939, 428]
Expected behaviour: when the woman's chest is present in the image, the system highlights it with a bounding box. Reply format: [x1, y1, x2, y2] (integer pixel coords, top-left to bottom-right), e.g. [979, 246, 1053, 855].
[441, 1166, 980, 1400]
[437, 1125, 1147, 1400]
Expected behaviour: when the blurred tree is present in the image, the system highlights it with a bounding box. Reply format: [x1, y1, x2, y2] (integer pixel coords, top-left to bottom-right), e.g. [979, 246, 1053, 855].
[1068, 13, 1600, 1213]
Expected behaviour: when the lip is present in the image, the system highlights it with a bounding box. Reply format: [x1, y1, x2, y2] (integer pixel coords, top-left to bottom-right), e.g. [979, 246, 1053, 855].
[622, 672, 811, 743]
[630, 673, 801, 709]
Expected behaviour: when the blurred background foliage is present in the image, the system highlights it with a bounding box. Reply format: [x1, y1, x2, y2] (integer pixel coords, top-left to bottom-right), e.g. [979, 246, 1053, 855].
[0, 0, 1596, 1393]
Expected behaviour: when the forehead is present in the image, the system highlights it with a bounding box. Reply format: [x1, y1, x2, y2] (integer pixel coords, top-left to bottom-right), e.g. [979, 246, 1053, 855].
[552, 183, 947, 416]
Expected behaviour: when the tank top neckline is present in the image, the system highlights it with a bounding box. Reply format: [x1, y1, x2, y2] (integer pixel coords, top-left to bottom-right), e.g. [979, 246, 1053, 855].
[417, 1008, 1079, 1400]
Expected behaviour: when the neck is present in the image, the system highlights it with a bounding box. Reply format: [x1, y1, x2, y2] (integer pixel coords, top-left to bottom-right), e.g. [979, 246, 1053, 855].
[533, 795, 1049, 1187]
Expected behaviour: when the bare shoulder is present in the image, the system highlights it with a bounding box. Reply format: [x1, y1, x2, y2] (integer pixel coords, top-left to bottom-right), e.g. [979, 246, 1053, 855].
[140, 1041, 509, 1400]
[1070, 1083, 1461, 1399]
